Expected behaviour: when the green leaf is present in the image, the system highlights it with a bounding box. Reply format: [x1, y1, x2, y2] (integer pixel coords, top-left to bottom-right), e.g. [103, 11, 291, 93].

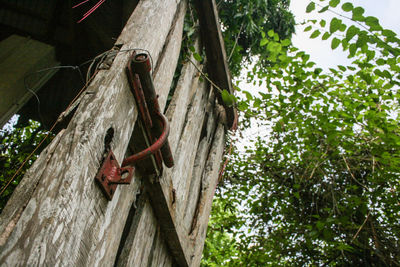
[306, 2, 316, 13]
[260, 38, 268, 46]
[330, 18, 342, 33]
[329, 0, 340, 8]
[365, 16, 379, 28]
[314, 68, 323, 75]
[304, 25, 312, 32]
[319, 5, 329, 13]
[193, 52, 202, 62]
[346, 25, 359, 41]
[366, 50, 375, 61]
[310, 30, 321, 39]
[268, 30, 275, 37]
[349, 43, 357, 57]
[352, 7, 365, 21]
[281, 39, 291, 46]
[221, 89, 234, 106]
[320, 19, 326, 27]
[243, 90, 253, 100]
[278, 54, 287, 61]
[356, 33, 368, 48]
[376, 58, 385, 66]
[342, 2, 353, 12]
[382, 29, 396, 38]
[322, 32, 331, 40]
[331, 37, 340, 49]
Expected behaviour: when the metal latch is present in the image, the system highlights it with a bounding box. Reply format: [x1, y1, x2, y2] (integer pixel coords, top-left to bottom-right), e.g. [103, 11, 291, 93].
[95, 151, 134, 200]
[95, 51, 174, 200]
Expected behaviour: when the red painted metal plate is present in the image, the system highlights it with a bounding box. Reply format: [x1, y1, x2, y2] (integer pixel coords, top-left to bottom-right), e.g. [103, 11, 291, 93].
[95, 150, 134, 200]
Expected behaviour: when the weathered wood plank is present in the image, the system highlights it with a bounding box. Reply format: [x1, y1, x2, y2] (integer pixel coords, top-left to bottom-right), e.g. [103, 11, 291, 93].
[145, 75, 211, 267]
[117, 54, 211, 266]
[118, 72, 207, 267]
[147, 226, 173, 267]
[189, 123, 225, 266]
[115, 2, 188, 266]
[183, 91, 219, 232]
[165, 37, 202, 155]
[118, 198, 158, 267]
[170, 80, 211, 230]
[0, 35, 59, 127]
[0, 0, 181, 265]
[194, 0, 236, 129]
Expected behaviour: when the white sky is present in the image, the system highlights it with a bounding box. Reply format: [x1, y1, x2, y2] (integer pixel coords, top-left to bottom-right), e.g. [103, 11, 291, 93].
[239, 0, 400, 142]
[290, 0, 400, 70]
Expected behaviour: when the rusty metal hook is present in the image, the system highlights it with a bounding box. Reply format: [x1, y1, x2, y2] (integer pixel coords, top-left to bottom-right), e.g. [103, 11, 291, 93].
[122, 111, 169, 167]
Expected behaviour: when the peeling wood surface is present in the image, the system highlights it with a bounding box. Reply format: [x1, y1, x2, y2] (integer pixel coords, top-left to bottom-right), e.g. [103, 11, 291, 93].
[165, 38, 202, 156]
[0, 0, 182, 265]
[117, 57, 204, 266]
[183, 91, 218, 232]
[194, 0, 236, 128]
[170, 80, 211, 233]
[189, 123, 225, 267]
[1, 1, 229, 266]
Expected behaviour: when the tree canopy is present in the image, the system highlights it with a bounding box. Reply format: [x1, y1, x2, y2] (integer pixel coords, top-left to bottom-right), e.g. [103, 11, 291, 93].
[218, 0, 295, 76]
[202, 0, 400, 265]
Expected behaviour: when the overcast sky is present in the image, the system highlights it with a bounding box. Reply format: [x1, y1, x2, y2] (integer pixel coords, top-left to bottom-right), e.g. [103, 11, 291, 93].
[289, 0, 400, 70]
[240, 1, 400, 140]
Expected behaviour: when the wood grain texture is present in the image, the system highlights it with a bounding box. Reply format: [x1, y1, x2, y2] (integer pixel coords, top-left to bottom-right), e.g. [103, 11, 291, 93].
[115, 2, 188, 266]
[0, 0, 181, 265]
[194, 0, 236, 129]
[189, 123, 225, 267]
[117, 61, 206, 267]
[183, 91, 218, 232]
[1, 1, 229, 266]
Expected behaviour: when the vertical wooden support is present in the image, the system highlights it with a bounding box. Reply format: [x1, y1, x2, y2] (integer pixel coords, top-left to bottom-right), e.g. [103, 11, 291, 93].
[0, 0, 183, 265]
[0, 1, 231, 266]
[194, 0, 236, 129]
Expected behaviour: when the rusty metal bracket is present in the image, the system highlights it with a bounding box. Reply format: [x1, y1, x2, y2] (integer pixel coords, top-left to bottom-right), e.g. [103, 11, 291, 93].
[95, 51, 174, 201]
[123, 52, 174, 171]
[95, 151, 134, 200]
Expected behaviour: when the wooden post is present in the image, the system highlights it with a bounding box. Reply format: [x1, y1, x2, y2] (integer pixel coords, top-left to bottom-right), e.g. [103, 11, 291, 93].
[0, 1, 183, 265]
[0, 0, 231, 266]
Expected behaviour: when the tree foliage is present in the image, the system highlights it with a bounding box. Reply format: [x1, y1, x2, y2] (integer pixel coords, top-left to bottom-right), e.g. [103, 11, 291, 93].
[203, 0, 400, 265]
[0, 119, 52, 212]
[217, 0, 295, 76]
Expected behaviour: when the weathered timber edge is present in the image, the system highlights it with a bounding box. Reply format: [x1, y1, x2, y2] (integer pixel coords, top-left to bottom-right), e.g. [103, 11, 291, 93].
[0, 0, 182, 265]
[194, 0, 237, 129]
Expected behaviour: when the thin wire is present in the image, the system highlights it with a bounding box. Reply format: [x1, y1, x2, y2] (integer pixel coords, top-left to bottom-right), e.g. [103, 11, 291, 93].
[81, 48, 154, 80]
[77, 0, 106, 23]
[1, 47, 154, 197]
[72, 0, 90, 9]
[0, 70, 99, 197]
[23, 66, 85, 127]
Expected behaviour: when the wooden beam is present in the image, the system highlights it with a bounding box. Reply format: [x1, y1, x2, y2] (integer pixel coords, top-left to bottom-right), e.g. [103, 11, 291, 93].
[189, 123, 225, 267]
[194, 0, 236, 129]
[117, 3, 192, 266]
[0, 35, 59, 128]
[0, 1, 183, 265]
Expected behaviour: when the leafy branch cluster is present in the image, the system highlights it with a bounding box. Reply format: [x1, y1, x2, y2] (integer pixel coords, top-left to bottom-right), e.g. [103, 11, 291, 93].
[0, 120, 52, 212]
[203, 0, 400, 266]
